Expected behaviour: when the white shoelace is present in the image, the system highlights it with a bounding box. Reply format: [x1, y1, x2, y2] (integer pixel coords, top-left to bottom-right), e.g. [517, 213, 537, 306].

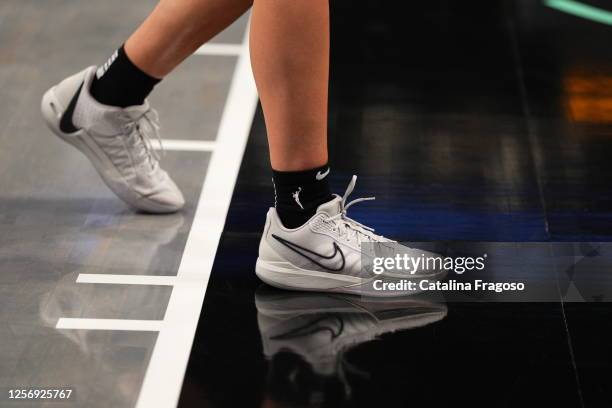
[122, 108, 164, 171]
[327, 175, 386, 245]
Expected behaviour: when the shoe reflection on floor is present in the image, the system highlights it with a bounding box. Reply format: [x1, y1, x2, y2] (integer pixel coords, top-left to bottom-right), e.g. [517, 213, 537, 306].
[255, 286, 447, 408]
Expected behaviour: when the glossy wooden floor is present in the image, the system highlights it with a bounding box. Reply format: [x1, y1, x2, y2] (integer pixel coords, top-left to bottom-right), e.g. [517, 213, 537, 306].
[180, 1, 612, 407]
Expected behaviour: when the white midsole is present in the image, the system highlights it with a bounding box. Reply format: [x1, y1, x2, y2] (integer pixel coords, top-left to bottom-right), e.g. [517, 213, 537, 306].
[255, 258, 437, 297]
[256, 259, 367, 290]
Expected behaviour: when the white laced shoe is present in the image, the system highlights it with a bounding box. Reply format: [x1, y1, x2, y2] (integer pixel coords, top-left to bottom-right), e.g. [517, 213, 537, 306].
[41, 66, 185, 213]
[256, 175, 446, 296]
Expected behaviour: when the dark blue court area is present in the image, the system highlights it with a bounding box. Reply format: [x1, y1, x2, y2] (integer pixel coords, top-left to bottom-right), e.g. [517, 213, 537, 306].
[180, 1, 612, 407]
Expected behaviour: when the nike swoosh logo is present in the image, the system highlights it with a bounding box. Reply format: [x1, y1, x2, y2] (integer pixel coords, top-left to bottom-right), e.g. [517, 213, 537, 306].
[270, 314, 343, 340]
[316, 168, 330, 180]
[272, 234, 345, 272]
[59, 82, 83, 134]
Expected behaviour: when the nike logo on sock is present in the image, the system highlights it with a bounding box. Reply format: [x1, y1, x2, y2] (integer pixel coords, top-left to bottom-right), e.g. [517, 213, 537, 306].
[272, 234, 345, 272]
[316, 168, 330, 180]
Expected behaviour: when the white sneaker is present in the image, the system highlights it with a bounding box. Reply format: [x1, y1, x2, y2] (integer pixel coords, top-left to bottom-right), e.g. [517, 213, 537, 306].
[41, 66, 185, 213]
[256, 176, 446, 296]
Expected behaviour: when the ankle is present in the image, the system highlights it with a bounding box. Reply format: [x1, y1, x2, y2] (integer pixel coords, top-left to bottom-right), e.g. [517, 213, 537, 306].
[90, 45, 161, 108]
[272, 164, 333, 228]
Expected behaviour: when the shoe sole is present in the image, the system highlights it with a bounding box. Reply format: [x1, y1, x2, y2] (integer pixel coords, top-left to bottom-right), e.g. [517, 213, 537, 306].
[41, 85, 179, 213]
[256, 258, 442, 297]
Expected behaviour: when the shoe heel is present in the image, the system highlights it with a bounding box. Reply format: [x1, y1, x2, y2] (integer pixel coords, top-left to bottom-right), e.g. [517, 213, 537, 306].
[41, 87, 63, 132]
[42, 87, 81, 150]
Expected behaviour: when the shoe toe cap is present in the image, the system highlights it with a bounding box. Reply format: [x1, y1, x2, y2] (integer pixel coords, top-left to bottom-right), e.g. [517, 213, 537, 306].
[139, 179, 185, 213]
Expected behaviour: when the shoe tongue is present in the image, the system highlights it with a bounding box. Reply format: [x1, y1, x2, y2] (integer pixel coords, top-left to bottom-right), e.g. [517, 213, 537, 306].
[316, 196, 342, 217]
[122, 100, 150, 119]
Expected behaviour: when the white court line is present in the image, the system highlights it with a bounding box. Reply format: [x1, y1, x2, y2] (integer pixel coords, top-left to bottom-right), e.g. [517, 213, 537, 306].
[157, 139, 216, 152]
[135, 22, 259, 408]
[194, 43, 243, 56]
[56, 318, 163, 331]
[77, 274, 177, 286]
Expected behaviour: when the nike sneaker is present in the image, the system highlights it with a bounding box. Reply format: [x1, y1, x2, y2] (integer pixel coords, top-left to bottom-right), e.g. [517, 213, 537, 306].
[256, 175, 446, 296]
[41, 66, 185, 213]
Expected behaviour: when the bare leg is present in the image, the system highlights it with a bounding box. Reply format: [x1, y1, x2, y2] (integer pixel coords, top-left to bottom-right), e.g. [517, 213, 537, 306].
[250, 0, 330, 171]
[125, 0, 253, 78]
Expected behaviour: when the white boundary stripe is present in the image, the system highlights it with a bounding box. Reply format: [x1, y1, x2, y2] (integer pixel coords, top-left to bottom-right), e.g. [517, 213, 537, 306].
[157, 139, 216, 152]
[135, 22, 258, 408]
[194, 43, 243, 56]
[77, 274, 177, 286]
[57, 318, 163, 331]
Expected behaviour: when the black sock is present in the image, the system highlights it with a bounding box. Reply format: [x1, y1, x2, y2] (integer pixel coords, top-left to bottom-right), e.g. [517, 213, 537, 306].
[272, 165, 334, 228]
[90, 45, 160, 108]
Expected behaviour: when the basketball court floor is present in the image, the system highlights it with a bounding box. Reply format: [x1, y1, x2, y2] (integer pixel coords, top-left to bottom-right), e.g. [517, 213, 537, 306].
[1, 1, 612, 407]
